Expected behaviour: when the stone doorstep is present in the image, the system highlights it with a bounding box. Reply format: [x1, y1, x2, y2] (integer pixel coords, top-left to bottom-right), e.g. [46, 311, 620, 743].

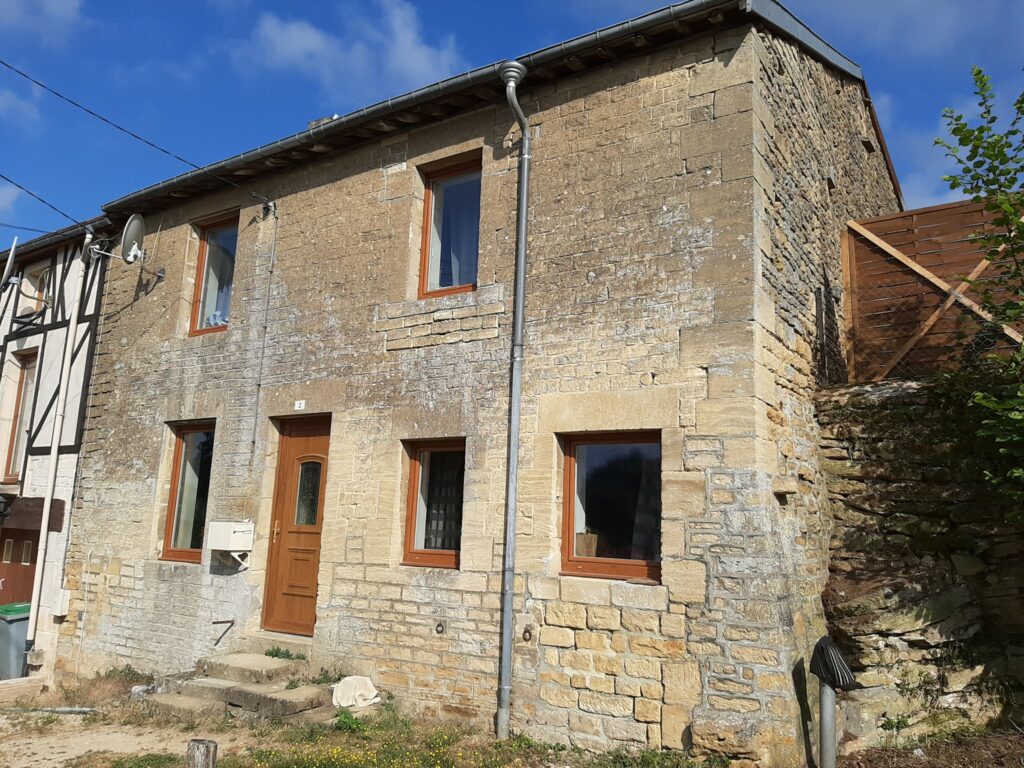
[227, 682, 328, 717]
[147, 692, 228, 719]
[179, 676, 240, 702]
[200, 652, 307, 684]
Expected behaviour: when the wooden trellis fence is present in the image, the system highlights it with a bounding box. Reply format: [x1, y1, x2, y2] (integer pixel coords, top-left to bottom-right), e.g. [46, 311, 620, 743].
[843, 200, 1023, 382]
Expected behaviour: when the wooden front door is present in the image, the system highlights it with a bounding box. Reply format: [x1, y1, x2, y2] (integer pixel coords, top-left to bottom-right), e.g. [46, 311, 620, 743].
[262, 416, 330, 636]
[0, 528, 39, 605]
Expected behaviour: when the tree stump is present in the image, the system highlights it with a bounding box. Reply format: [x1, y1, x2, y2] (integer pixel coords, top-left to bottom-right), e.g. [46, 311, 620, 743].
[187, 739, 218, 768]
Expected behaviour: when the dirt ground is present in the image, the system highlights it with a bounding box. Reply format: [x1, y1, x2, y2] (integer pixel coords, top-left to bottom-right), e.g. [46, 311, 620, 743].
[837, 729, 1024, 768]
[0, 713, 260, 768]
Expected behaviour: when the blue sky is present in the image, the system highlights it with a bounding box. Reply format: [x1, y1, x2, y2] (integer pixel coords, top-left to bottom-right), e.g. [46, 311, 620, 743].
[0, 0, 1021, 237]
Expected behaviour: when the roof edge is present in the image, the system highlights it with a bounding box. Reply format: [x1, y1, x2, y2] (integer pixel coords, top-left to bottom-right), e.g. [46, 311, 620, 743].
[9, 216, 111, 260]
[101, 0, 867, 215]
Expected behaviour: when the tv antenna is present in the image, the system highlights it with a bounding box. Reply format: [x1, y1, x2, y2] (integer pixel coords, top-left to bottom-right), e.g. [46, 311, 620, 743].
[89, 213, 147, 264]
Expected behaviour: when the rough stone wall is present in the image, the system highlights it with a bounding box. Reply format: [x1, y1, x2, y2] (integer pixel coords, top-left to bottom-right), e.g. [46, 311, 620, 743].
[58, 22, 897, 765]
[720, 28, 900, 765]
[818, 382, 1024, 752]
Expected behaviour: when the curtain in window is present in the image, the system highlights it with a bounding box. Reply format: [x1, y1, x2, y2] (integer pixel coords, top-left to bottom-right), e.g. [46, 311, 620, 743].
[200, 225, 237, 328]
[171, 431, 214, 550]
[431, 172, 480, 290]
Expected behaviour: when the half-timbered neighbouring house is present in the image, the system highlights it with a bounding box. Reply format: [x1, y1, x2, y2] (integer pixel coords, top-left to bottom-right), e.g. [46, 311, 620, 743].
[0, 220, 108, 679]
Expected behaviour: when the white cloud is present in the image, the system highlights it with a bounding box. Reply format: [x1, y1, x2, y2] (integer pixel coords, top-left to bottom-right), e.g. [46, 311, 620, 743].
[0, 88, 40, 125]
[232, 0, 466, 104]
[0, 0, 83, 47]
[785, 0, 1024, 59]
[0, 184, 20, 213]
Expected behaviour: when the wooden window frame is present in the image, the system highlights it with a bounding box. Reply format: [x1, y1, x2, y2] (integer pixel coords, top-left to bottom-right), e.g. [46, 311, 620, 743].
[16, 264, 50, 317]
[417, 161, 481, 300]
[189, 215, 239, 337]
[161, 421, 216, 563]
[4, 350, 38, 484]
[402, 438, 466, 569]
[560, 431, 662, 582]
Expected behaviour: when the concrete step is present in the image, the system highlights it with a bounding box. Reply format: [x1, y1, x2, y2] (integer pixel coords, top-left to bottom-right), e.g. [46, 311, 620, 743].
[226, 682, 328, 717]
[200, 652, 305, 685]
[148, 692, 227, 719]
[179, 677, 240, 702]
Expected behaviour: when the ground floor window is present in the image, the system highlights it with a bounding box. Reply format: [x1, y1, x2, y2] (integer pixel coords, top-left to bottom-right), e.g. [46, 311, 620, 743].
[162, 422, 215, 562]
[4, 350, 38, 483]
[403, 439, 465, 568]
[561, 431, 661, 580]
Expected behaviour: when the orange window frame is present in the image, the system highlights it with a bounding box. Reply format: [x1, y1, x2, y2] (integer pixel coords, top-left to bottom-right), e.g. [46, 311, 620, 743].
[189, 215, 238, 337]
[417, 161, 481, 300]
[560, 431, 662, 582]
[4, 350, 37, 484]
[402, 438, 466, 569]
[162, 422, 216, 563]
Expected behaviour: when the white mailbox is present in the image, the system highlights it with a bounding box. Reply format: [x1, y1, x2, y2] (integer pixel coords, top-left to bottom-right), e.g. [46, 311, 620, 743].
[207, 521, 255, 552]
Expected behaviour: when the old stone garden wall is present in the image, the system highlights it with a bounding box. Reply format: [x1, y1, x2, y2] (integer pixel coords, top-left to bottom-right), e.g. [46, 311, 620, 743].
[818, 382, 1024, 752]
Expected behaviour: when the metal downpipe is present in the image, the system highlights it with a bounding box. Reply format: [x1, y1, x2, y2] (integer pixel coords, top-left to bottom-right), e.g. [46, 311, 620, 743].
[496, 59, 530, 741]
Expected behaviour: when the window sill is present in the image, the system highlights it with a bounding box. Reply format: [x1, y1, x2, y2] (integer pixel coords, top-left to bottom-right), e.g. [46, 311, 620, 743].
[560, 562, 661, 583]
[188, 324, 229, 338]
[417, 283, 476, 301]
[402, 553, 460, 570]
[160, 551, 202, 564]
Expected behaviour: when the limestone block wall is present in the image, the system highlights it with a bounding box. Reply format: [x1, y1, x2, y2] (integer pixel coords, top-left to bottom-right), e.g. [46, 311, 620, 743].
[686, 27, 904, 764]
[817, 383, 1024, 752]
[57, 21, 899, 766]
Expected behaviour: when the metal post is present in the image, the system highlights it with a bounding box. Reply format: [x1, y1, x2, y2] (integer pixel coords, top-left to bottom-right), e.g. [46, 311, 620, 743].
[819, 680, 836, 768]
[187, 739, 218, 768]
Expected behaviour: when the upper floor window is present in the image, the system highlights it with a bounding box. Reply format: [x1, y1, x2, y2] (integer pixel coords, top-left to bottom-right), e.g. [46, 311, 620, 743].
[190, 218, 238, 335]
[561, 432, 661, 581]
[419, 162, 481, 298]
[4, 350, 38, 483]
[162, 422, 215, 562]
[403, 439, 465, 568]
[17, 264, 50, 316]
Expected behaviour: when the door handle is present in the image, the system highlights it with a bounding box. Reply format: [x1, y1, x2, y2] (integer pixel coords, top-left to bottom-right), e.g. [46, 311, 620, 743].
[273, 522, 281, 543]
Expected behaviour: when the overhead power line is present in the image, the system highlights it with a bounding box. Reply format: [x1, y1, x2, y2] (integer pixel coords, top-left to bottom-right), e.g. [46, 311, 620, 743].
[0, 221, 49, 234]
[0, 172, 80, 226]
[0, 57, 222, 179]
[0, 57, 267, 200]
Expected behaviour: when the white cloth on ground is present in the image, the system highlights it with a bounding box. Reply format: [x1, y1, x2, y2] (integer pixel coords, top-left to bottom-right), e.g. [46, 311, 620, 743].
[332, 676, 380, 708]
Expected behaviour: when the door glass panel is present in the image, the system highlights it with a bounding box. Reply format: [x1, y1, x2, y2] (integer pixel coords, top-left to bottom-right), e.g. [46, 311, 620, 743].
[21, 540, 31, 565]
[295, 461, 322, 526]
[1, 539, 11, 563]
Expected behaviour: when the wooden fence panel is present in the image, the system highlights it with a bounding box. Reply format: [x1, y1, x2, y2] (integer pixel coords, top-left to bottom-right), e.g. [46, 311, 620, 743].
[846, 200, 1021, 381]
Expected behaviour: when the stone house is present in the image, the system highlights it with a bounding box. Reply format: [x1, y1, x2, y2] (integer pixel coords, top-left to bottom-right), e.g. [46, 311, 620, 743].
[51, 1, 901, 764]
[0, 218, 108, 675]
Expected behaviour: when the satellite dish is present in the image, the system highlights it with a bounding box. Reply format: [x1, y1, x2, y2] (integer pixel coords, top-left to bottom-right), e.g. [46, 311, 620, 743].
[120, 214, 146, 264]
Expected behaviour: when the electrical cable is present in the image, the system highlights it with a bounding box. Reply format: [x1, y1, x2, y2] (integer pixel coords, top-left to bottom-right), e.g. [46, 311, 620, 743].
[0, 222, 49, 234]
[0, 57, 270, 203]
[0, 172, 81, 226]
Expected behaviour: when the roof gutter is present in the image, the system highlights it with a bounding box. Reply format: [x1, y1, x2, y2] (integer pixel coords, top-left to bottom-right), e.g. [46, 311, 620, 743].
[9, 217, 111, 261]
[104, 0, 864, 214]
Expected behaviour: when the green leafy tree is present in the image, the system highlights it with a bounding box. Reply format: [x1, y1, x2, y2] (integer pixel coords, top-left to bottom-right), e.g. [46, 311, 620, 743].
[937, 66, 1024, 326]
[936, 67, 1024, 509]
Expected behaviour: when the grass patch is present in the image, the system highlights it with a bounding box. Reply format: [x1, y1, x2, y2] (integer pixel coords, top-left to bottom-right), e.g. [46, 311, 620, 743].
[110, 756, 181, 768]
[264, 647, 307, 661]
